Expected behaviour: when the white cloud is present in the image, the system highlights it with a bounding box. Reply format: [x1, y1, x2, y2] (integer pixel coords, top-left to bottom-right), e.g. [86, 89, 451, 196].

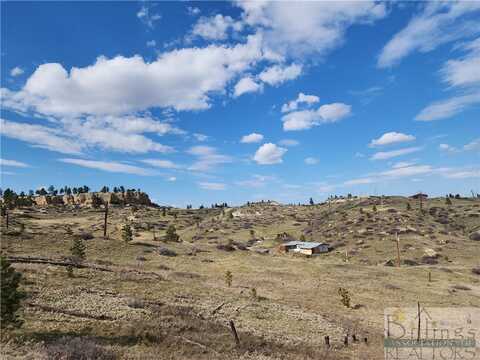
[0, 118, 82, 154]
[344, 177, 375, 186]
[464, 138, 480, 152]
[167, 176, 177, 182]
[439, 143, 458, 153]
[304, 157, 319, 165]
[253, 143, 287, 165]
[378, 2, 480, 68]
[241, 132, 264, 143]
[10, 67, 24, 77]
[415, 91, 480, 121]
[441, 37, 480, 88]
[137, 3, 161, 29]
[371, 146, 422, 160]
[59, 158, 153, 175]
[0, 159, 29, 168]
[236, 174, 275, 188]
[233, 76, 263, 97]
[380, 164, 433, 178]
[187, 6, 201, 16]
[193, 133, 209, 142]
[146, 40, 156, 47]
[392, 161, 416, 169]
[198, 182, 226, 190]
[1, 34, 263, 116]
[191, 14, 242, 41]
[443, 170, 480, 179]
[282, 102, 351, 131]
[258, 64, 302, 86]
[237, 1, 386, 60]
[278, 139, 299, 147]
[187, 146, 232, 171]
[369, 132, 416, 147]
[140, 159, 179, 169]
[282, 93, 320, 113]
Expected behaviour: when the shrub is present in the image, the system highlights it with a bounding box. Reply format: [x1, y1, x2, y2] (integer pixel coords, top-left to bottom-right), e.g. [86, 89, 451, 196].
[250, 288, 258, 301]
[1, 256, 25, 328]
[225, 270, 233, 287]
[122, 224, 133, 243]
[338, 287, 351, 308]
[70, 238, 86, 263]
[165, 225, 179, 242]
[406, 202, 412, 211]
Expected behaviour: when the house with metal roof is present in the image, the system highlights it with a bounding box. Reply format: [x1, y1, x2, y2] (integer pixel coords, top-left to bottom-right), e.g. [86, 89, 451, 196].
[278, 241, 330, 255]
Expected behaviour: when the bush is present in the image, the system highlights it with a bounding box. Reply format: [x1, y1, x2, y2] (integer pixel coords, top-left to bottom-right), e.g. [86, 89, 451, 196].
[1, 256, 25, 328]
[225, 270, 233, 287]
[338, 287, 351, 308]
[70, 238, 86, 262]
[122, 224, 133, 243]
[165, 225, 179, 242]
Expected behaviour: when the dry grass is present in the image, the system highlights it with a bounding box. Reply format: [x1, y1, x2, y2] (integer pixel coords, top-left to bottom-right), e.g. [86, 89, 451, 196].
[1, 196, 479, 359]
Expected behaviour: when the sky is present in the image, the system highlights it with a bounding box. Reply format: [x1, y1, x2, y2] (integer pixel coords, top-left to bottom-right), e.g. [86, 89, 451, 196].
[1, 1, 479, 207]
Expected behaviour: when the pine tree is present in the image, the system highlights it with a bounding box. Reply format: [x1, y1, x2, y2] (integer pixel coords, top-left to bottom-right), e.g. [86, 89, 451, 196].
[1, 256, 25, 328]
[122, 224, 133, 243]
[165, 225, 179, 242]
[445, 197, 452, 205]
[70, 238, 86, 263]
[309, 197, 314, 206]
[406, 202, 412, 211]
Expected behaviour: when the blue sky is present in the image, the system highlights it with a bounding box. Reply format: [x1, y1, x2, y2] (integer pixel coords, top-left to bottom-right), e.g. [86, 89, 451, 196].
[1, 1, 479, 206]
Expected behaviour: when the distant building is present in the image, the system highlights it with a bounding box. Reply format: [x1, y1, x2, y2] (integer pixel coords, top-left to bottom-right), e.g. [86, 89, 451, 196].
[278, 241, 330, 256]
[410, 193, 428, 199]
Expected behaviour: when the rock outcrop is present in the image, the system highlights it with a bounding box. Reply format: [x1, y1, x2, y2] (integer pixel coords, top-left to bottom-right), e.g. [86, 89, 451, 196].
[33, 191, 152, 207]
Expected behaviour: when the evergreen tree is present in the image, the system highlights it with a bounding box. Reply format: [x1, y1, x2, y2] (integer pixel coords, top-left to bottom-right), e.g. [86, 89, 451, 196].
[70, 238, 86, 262]
[47, 185, 55, 195]
[1, 256, 25, 328]
[165, 225, 179, 242]
[309, 197, 314, 206]
[122, 224, 133, 243]
[406, 202, 412, 211]
[445, 197, 452, 205]
[3, 189, 18, 209]
[66, 187, 72, 195]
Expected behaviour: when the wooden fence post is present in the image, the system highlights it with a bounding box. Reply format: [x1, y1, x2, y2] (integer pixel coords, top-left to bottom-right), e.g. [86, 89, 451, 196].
[417, 302, 421, 342]
[344, 335, 348, 346]
[229, 320, 240, 346]
[324, 336, 330, 347]
[396, 232, 401, 267]
[6, 212, 9, 229]
[103, 202, 108, 238]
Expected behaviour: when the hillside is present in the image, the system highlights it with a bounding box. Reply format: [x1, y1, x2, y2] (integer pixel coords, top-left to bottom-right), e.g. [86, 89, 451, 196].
[1, 196, 479, 359]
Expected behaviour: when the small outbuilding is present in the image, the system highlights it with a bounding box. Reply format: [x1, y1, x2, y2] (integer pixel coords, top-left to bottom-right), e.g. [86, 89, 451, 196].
[410, 193, 428, 199]
[278, 241, 330, 255]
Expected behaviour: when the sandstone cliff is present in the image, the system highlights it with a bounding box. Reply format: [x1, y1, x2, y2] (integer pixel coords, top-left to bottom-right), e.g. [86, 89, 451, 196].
[33, 191, 152, 207]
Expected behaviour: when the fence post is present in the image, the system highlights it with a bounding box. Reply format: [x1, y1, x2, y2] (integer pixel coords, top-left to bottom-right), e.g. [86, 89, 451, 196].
[229, 320, 240, 346]
[324, 336, 330, 347]
[103, 202, 108, 238]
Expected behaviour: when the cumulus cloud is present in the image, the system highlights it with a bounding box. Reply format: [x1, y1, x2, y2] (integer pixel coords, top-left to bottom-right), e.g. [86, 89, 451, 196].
[415, 91, 480, 121]
[241, 132, 264, 143]
[191, 14, 243, 41]
[233, 76, 263, 97]
[369, 132, 416, 147]
[10, 67, 24, 77]
[281, 93, 319, 113]
[304, 157, 319, 165]
[0, 159, 29, 168]
[439, 143, 458, 153]
[193, 133, 209, 142]
[253, 143, 287, 165]
[237, 1, 386, 60]
[464, 138, 480, 152]
[282, 102, 351, 131]
[59, 158, 153, 175]
[198, 182, 226, 190]
[258, 64, 302, 86]
[378, 2, 480, 68]
[370, 146, 422, 160]
[187, 146, 232, 171]
[236, 174, 275, 188]
[1, 34, 263, 117]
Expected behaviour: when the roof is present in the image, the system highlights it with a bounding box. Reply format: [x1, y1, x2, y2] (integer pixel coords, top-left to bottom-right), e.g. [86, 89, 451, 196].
[282, 241, 329, 249]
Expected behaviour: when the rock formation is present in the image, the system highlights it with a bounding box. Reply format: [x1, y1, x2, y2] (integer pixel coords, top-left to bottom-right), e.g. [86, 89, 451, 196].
[33, 191, 152, 207]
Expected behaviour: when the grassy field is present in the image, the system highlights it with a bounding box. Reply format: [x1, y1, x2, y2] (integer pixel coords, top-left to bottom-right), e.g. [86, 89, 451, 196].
[1, 196, 479, 359]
